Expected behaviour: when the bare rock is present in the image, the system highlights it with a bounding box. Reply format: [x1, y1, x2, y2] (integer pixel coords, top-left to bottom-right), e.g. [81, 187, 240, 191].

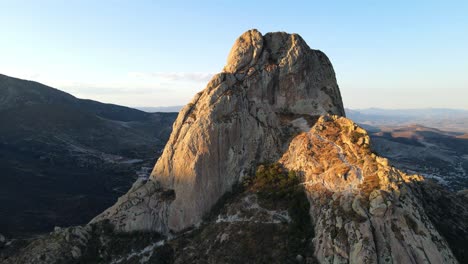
[70, 246, 81, 259]
[93, 29, 345, 233]
[224, 29, 264, 73]
[352, 197, 368, 218]
[91, 179, 174, 234]
[280, 116, 458, 264]
[368, 190, 387, 216]
[2, 226, 91, 264]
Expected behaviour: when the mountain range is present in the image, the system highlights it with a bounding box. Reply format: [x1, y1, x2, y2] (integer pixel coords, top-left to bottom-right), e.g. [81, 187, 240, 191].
[346, 108, 468, 133]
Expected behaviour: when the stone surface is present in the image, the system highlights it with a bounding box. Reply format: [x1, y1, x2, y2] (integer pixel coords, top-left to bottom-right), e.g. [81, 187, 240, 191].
[91, 178, 174, 234]
[1, 226, 91, 264]
[92, 29, 345, 233]
[279, 116, 458, 264]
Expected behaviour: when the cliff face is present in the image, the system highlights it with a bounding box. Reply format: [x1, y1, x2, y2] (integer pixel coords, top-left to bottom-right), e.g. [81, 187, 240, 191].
[92, 29, 345, 233]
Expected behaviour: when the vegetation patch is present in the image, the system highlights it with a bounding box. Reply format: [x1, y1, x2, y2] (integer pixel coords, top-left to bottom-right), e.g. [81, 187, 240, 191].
[244, 163, 314, 258]
[350, 131, 365, 143]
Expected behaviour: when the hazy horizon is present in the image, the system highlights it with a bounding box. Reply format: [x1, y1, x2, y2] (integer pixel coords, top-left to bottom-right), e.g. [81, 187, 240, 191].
[1, 1, 467, 109]
[3, 71, 468, 111]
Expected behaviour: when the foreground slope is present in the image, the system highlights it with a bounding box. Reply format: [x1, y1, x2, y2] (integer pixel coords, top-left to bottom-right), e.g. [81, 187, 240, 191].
[0, 74, 177, 236]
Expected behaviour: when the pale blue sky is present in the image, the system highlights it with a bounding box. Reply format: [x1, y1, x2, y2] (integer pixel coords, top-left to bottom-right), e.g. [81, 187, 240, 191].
[1, 1, 467, 109]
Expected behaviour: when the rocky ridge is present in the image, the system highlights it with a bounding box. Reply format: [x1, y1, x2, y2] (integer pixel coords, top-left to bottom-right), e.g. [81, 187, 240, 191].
[280, 116, 460, 263]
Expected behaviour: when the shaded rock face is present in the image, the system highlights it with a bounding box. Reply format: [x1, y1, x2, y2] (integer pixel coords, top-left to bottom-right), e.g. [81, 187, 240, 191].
[412, 181, 468, 263]
[280, 116, 458, 264]
[93, 29, 345, 233]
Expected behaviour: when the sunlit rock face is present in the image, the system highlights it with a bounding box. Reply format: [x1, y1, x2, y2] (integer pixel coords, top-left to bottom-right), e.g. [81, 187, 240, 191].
[151, 29, 345, 232]
[280, 116, 458, 264]
[92, 29, 345, 232]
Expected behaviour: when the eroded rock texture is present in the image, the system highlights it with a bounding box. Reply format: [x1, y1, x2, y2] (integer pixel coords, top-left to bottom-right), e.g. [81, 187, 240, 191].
[280, 116, 458, 264]
[92, 29, 345, 233]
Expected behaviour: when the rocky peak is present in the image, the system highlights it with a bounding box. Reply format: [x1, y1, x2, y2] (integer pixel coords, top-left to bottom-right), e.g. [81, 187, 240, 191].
[223, 29, 310, 74]
[223, 29, 264, 73]
[223, 29, 344, 116]
[92, 29, 345, 233]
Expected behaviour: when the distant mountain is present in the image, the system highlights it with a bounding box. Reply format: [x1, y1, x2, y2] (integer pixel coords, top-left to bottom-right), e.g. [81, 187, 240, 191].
[136, 106, 183, 113]
[350, 108, 468, 117]
[346, 108, 468, 132]
[0, 74, 178, 237]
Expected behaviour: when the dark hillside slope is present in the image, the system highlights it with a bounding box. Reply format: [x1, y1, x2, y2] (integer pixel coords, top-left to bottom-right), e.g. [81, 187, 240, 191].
[0, 74, 177, 237]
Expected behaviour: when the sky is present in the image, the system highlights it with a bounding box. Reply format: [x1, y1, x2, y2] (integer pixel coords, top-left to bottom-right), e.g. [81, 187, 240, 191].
[0, 1, 467, 109]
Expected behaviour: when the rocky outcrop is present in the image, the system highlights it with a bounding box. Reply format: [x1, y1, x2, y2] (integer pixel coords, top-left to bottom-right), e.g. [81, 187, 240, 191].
[280, 116, 458, 263]
[90, 179, 174, 233]
[92, 29, 345, 233]
[1, 226, 92, 264]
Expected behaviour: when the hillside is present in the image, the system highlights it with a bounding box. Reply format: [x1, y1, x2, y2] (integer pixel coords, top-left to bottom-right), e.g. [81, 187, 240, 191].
[0, 74, 177, 237]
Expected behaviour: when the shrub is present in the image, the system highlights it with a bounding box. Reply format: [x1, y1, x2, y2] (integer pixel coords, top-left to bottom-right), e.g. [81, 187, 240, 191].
[350, 131, 364, 143]
[250, 163, 301, 201]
